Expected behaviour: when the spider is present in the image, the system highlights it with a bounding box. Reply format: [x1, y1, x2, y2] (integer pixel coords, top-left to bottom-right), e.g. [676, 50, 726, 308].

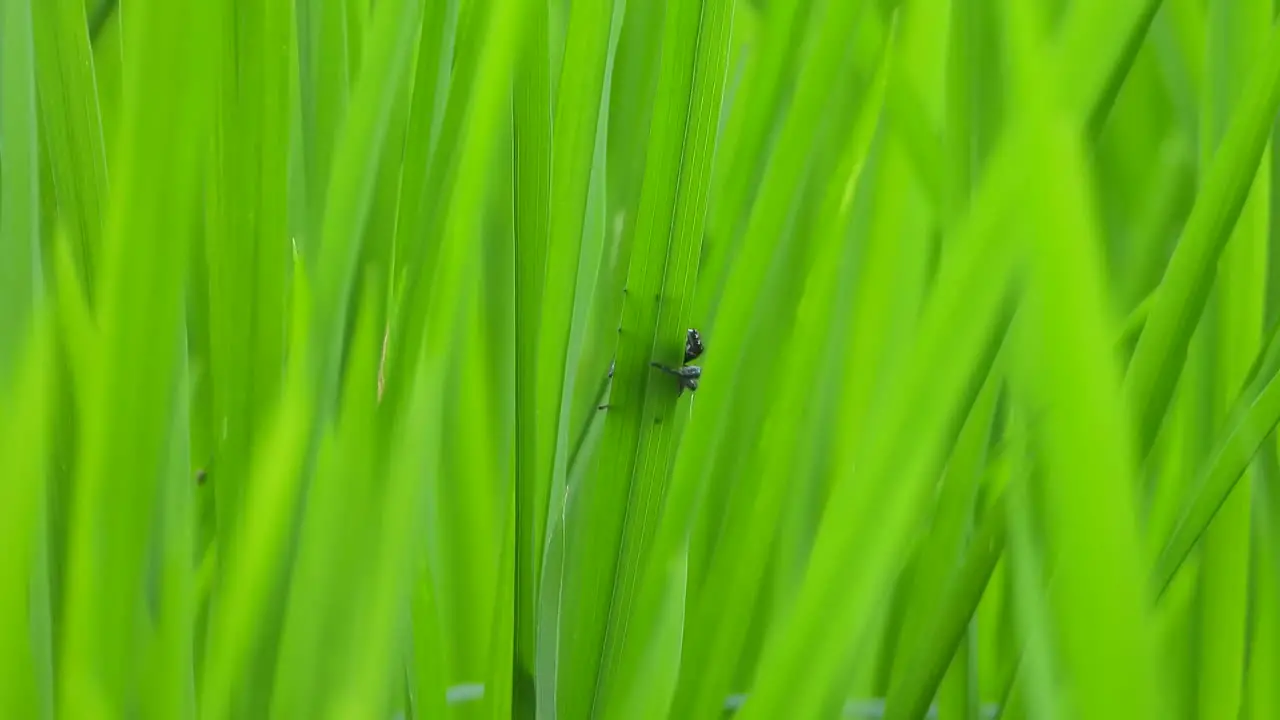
[684, 327, 704, 363]
[652, 328, 704, 395]
[651, 362, 701, 394]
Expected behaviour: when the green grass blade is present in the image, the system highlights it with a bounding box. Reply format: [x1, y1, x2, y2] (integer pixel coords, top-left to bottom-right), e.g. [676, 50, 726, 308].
[271, 275, 383, 719]
[568, 0, 733, 712]
[204, 0, 294, 553]
[1152, 321, 1280, 597]
[697, 0, 809, 320]
[884, 357, 1002, 720]
[736, 121, 1020, 720]
[1194, 0, 1271, 715]
[199, 270, 314, 720]
[529, 0, 617, 684]
[296, 0, 350, 255]
[552, 0, 730, 711]
[140, 318, 196, 720]
[56, 0, 215, 707]
[1124, 17, 1280, 457]
[31, 0, 109, 301]
[411, 0, 523, 697]
[0, 319, 51, 718]
[511, 2, 552, 708]
[1008, 32, 1159, 718]
[308, 0, 420, 421]
[610, 552, 687, 720]
[1, 0, 42, 382]
[666, 31, 890, 718]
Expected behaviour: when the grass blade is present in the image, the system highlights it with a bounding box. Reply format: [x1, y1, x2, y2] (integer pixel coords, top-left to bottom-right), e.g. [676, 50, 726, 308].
[511, 2, 552, 709]
[1124, 18, 1280, 457]
[57, 0, 216, 707]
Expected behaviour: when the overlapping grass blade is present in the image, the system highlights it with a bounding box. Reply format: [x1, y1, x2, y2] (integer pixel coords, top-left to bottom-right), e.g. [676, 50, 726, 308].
[1153, 319, 1280, 596]
[1193, 1, 1270, 715]
[666, 29, 891, 718]
[295, 0, 351, 255]
[270, 276, 383, 719]
[31, 0, 109, 301]
[884, 358, 1002, 720]
[56, 0, 215, 709]
[1, 0, 42, 381]
[1124, 17, 1280, 457]
[140, 317, 196, 720]
[203, 0, 294, 555]
[1005, 2, 1159, 710]
[552, 0, 731, 711]
[307, 0, 420, 423]
[511, 2, 552, 707]
[0, 319, 51, 718]
[697, 0, 809, 320]
[736, 0, 1229, 710]
[199, 268, 313, 720]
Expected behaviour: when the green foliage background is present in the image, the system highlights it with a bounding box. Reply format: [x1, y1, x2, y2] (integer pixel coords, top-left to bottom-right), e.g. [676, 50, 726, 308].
[3, 0, 1280, 717]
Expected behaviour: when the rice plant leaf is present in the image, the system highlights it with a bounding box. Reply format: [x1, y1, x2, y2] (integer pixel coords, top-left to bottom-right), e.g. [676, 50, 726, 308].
[739, 0, 1232, 710]
[1194, 0, 1270, 715]
[204, 0, 294, 552]
[1153, 320, 1280, 597]
[512, 2, 552, 705]
[308, 0, 421, 421]
[610, 553, 688, 720]
[1124, 18, 1280, 457]
[561, 0, 733, 712]
[666, 27, 891, 717]
[57, 0, 216, 707]
[884, 354, 1003, 720]
[735, 109, 1023, 720]
[0, 0, 42, 383]
[417, 0, 522, 699]
[697, 0, 810, 320]
[1009, 71, 1159, 720]
[529, 0, 618, 684]
[31, 0, 109, 301]
[140, 318, 196, 720]
[296, 0, 350, 253]
[270, 273, 383, 719]
[0, 319, 52, 718]
[199, 268, 314, 720]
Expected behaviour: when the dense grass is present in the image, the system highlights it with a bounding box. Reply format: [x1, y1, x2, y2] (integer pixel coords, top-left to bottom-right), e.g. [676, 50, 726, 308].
[5, 0, 1280, 717]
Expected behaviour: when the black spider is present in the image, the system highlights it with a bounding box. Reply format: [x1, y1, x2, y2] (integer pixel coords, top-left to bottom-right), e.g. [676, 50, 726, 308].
[684, 328, 704, 363]
[653, 328, 705, 395]
[651, 362, 701, 394]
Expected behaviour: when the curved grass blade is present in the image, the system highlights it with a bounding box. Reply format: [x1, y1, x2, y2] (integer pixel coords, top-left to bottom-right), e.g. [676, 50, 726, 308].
[512, 1, 552, 706]
[57, 0, 216, 707]
[1124, 17, 1280, 458]
[32, 0, 110, 301]
[1010, 95, 1159, 720]
[884, 355, 1003, 720]
[0, 320, 52, 718]
[697, 0, 810, 322]
[199, 269, 314, 720]
[307, 0, 421, 423]
[295, 0, 350, 255]
[270, 274, 383, 719]
[1193, 0, 1271, 715]
[738, 156, 1016, 719]
[203, 0, 294, 556]
[410, 0, 523, 698]
[1, 0, 42, 383]
[665, 30, 891, 718]
[553, 0, 733, 712]
[738, 0, 1251, 711]
[1153, 319, 1280, 598]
